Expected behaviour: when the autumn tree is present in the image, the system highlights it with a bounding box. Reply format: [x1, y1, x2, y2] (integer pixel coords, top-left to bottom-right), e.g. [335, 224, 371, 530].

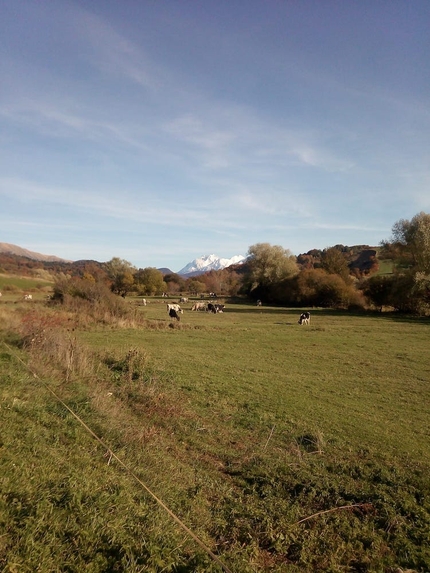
[360, 212, 430, 314]
[104, 257, 136, 297]
[385, 211, 430, 273]
[163, 273, 186, 294]
[224, 270, 242, 296]
[202, 268, 234, 295]
[245, 243, 298, 300]
[134, 267, 166, 296]
[377, 212, 430, 314]
[320, 246, 350, 280]
[78, 262, 108, 283]
[185, 278, 206, 295]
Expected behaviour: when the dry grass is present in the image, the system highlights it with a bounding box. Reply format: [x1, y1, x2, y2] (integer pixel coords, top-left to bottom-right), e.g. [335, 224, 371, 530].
[0, 306, 22, 333]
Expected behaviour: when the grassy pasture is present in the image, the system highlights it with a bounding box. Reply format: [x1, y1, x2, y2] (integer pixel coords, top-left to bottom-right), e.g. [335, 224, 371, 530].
[1, 299, 429, 572]
[0, 273, 53, 300]
[374, 260, 394, 276]
[82, 300, 430, 462]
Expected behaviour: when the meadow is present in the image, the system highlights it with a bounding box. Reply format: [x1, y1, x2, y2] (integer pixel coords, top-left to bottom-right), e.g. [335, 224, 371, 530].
[1, 296, 429, 572]
[0, 273, 53, 297]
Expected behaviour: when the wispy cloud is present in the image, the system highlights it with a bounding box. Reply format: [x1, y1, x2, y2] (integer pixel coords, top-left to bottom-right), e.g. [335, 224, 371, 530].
[71, 7, 159, 92]
[0, 177, 263, 232]
[163, 114, 236, 169]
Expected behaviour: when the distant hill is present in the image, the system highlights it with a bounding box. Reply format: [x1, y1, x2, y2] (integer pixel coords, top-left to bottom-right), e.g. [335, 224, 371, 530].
[158, 267, 174, 275]
[297, 245, 380, 276]
[0, 242, 71, 263]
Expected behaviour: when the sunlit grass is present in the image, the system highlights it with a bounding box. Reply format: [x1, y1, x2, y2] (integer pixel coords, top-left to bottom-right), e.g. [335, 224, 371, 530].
[1, 300, 429, 572]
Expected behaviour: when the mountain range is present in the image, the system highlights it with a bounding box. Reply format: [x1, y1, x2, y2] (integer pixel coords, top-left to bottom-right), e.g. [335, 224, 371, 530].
[0, 243, 245, 276]
[177, 254, 246, 276]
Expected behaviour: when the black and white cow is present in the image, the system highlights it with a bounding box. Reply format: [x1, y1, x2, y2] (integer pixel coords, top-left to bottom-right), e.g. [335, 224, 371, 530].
[207, 303, 225, 313]
[298, 311, 311, 325]
[167, 303, 183, 315]
[169, 308, 181, 321]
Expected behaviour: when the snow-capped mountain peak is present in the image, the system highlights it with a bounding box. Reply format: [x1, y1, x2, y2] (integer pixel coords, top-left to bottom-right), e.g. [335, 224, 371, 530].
[177, 254, 246, 276]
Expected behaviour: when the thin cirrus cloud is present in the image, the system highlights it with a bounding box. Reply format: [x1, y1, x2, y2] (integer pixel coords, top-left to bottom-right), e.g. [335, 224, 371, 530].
[162, 109, 354, 178]
[0, 177, 257, 232]
[1, 9, 356, 181]
[75, 10, 160, 93]
[59, 7, 357, 179]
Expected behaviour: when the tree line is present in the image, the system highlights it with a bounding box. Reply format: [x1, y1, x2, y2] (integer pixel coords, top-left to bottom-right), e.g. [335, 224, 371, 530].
[6, 211, 429, 315]
[132, 211, 428, 315]
[241, 212, 430, 314]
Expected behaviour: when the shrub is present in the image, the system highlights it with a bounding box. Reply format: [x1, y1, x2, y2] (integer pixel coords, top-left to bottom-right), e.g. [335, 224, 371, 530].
[1, 284, 18, 292]
[296, 269, 363, 309]
[362, 274, 396, 311]
[51, 277, 142, 326]
[390, 271, 430, 315]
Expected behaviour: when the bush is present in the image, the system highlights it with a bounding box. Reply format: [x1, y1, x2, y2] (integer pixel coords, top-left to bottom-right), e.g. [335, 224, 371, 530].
[51, 277, 142, 326]
[362, 274, 396, 311]
[1, 284, 18, 292]
[390, 271, 430, 315]
[296, 269, 363, 309]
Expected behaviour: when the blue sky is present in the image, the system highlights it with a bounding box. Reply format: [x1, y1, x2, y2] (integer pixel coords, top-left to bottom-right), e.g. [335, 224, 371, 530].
[1, 0, 429, 272]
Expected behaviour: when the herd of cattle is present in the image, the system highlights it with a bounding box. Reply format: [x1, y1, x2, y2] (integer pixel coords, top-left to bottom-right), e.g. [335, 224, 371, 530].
[166, 301, 226, 321]
[165, 299, 311, 325]
[0, 291, 310, 325]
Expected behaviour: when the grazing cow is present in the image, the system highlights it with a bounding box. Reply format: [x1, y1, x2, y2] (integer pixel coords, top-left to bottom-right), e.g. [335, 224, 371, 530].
[23, 294, 33, 301]
[179, 297, 188, 303]
[207, 303, 225, 313]
[209, 292, 217, 298]
[298, 311, 311, 325]
[167, 303, 183, 314]
[191, 302, 206, 311]
[257, 300, 262, 306]
[169, 308, 180, 321]
[141, 298, 147, 306]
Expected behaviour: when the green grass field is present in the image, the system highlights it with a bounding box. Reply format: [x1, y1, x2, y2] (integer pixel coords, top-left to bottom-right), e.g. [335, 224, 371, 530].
[375, 260, 394, 276]
[1, 298, 429, 572]
[0, 273, 53, 300]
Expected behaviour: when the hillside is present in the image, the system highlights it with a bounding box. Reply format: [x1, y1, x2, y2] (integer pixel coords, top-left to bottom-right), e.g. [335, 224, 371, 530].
[0, 242, 71, 262]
